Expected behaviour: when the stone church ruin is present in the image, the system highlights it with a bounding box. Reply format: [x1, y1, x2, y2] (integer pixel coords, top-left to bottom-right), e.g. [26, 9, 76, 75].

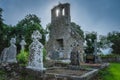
[46, 3, 84, 62]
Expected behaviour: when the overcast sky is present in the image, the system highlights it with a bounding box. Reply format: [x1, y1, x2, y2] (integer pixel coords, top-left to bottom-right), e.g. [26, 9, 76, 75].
[0, 0, 120, 35]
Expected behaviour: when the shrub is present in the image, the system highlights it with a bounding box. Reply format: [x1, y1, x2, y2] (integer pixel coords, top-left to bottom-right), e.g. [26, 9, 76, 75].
[43, 48, 47, 62]
[100, 53, 120, 58]
[17, 48, 47, 66]
[17, 50, 29, 66]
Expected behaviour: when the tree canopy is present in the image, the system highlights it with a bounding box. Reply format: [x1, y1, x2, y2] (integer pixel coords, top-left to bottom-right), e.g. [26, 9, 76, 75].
[15, 14, 46, 51]
[107, 31, 120, 55]
[84, 32, 97, 54]
[0, 13, 46, 54]
[0, 8, 6, 52]
[71, 22, 84, 38]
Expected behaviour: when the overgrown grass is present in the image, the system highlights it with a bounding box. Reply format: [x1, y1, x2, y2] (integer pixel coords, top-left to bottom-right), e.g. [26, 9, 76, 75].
[43, 48, 47, 62]
[98, 63, 120, 80]
[100, 53, 120, 58]
[0, 70, 6, 80]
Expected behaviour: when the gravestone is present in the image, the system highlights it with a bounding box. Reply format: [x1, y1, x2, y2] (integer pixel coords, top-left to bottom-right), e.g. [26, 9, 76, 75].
[93, 39, 97, 63]
[80, 52, 84, 63]
[59, 49, 64, 59]
[20, 39, 26, 50]
[50, 48, 64, 60]
[50, 49, 59, 60]
[86, 39, 102, 63]
[93, 39, 102, 63]
[0, 38, 17, 63]
[70, 45, 80, 66]
[27, 30, 45, 71]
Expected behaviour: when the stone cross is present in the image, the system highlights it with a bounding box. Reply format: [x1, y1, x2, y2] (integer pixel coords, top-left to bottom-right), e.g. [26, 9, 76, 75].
[27, 30, 45, 71]
[93, 39, 102, 63]
[93, 39, 97, 56]
[20, 39, 26, 50]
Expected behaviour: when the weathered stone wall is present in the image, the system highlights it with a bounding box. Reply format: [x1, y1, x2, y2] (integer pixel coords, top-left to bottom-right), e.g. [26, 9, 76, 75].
[46, 3, 84, 60]
[51, 3, 70, 24]
[101, 57, 120, 62]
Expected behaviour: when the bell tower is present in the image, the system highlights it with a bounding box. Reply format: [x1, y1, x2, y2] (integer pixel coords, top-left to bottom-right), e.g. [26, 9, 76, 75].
[46, 3, 72, 59]
[51, 3, 71, 25]
[47, 3, 84, 61]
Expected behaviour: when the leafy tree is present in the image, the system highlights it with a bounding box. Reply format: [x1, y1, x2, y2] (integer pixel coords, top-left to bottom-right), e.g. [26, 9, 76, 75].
[15, 14, 46, 51]
[0, 24, 15, 54]
[71, 22, 84, 38]
[98, 31, 120, 55]
[0, 8, 6, 53]
[46, 22, 84, 41]
[107, 31, 120, 55]
[0, 13, 46, 54]
[0, 8, 3, 27]
[0, 8, 13, 54]
[84, 32, 97, 54]
[98, 35, 112, 50]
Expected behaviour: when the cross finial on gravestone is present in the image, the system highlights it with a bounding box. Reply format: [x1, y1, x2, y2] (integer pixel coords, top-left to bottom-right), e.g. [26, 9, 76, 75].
[20, 39, 26, 50]
[31, 30, 42, 41]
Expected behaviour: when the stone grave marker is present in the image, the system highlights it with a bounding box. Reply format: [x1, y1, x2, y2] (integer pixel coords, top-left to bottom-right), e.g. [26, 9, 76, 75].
[0, 38, 17, 63]
[20, 39, 26, 50]
[93, 39, 102, 63]
[70, 45, 80, 66]
[86, 39, 102, 63]
[50, 49, 59, 60]
[27, 30, 45, 71]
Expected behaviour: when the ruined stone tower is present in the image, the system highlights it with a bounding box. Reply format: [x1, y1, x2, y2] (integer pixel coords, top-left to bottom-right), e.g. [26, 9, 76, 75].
[51, 3, 70, 25]
[46, 3, 84, 62]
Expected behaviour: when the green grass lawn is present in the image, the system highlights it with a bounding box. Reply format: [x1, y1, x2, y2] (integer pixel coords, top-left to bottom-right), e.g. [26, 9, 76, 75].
[99, 63, 120, 80]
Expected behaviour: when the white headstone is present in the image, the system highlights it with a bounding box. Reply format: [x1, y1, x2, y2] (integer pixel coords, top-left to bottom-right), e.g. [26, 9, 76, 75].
[80, 52, 84, 63]
[0, 38, 17, 63]
[20, 39, 26, 50]
[27, 30, 45, 71]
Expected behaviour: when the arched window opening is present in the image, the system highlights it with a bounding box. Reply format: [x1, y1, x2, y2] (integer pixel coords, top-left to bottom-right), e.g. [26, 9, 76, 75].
[62, 8, 65, 16]
[56, 9, 60, 17]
